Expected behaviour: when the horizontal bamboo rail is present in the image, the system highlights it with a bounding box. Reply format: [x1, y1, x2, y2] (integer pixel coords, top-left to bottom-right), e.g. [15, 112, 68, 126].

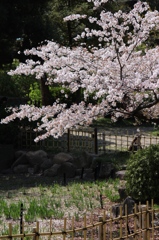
[0, 200, 159, 240]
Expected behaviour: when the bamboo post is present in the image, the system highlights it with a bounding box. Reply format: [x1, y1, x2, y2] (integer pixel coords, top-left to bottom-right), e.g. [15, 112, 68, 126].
[125, 204, 129, 238]
[67, 129, 70, 152]
[151, 199, 154, 240]
[49, 219, 52, 240]
[9, 223, 12, 238]
[98, 216, 103, 240]
[138, 202, 142, 240]
[140, 205, 147, 240]
[84, 215, 87, 240]
[32, 222, 39, 240]
[63, 217, 66, 240]
[119, 205, 123, 239]
[32, 227, 36, 240]
[94, 128, 98, 154]
[110, 207, 113, 240]
[146, 201, 150, 240]
[91, 213, 93, 240]
[72, 216, 75, 240]
[20, 203, 23, 240]
[103, 211, 106, 240]
[134, 204, 137, 240]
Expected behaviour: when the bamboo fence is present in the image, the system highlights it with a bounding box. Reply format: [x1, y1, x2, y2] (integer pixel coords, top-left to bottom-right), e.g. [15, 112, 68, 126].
[17, 127, 159, 154]
[0, 200, 159, 239]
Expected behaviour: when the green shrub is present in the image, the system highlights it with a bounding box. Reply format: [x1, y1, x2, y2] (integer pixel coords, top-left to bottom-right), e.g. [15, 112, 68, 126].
[126, 144, 159, 202]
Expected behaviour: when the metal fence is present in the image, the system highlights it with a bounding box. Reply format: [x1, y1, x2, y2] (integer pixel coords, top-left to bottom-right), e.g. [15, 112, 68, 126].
[0, 200, 159, 239]
[17, 127, 159, 154]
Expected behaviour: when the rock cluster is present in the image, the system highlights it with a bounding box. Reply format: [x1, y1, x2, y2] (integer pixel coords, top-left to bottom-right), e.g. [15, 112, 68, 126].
[1, 149, 123, 181]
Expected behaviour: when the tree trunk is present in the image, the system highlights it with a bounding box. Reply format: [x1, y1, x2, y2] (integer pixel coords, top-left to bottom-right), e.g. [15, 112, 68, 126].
[40, 74, 52, 106]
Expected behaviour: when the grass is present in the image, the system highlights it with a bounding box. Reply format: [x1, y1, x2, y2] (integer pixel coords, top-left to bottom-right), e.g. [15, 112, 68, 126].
[0, 176, 122, 234]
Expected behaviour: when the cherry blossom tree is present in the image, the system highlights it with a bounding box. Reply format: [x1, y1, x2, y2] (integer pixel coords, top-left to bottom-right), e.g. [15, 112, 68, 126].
[1, 0, 159, 141]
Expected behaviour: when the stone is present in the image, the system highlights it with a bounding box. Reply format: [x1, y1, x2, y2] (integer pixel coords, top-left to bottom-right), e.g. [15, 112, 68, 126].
[13, 164, 30, 174]
[122, 196, 135, 215]
[40, 158, 53, 170]
[98, 162, 115, 178]
[57, 162, 76, 178]
[82, 151, 98, 168]
[1, 168, 14, 174]
[44, 164, 61, 177]
[118, 187, 127, 200]
[12, 152, 29, 168]
[112, 204, 122, 218]
[112, 196, 135, 217]
[27, 150, 49, 166]
[14, 150, 26, 160]
[53, 152, 73, 164]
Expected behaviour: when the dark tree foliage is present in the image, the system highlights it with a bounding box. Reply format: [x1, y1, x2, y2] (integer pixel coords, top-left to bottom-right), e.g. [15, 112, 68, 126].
[0, 0, 54, 66]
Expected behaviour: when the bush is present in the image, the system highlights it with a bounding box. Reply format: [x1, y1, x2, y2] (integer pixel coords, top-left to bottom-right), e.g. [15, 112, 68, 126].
[126, 144, 159, 202]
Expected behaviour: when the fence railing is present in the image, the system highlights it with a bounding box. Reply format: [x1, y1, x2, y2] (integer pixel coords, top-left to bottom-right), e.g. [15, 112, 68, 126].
[17, 127, 159, 154]
[0, 200, 159, 239]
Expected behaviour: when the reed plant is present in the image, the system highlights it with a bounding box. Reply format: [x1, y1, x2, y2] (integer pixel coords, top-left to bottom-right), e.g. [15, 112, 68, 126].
[0, 178, 120, 235]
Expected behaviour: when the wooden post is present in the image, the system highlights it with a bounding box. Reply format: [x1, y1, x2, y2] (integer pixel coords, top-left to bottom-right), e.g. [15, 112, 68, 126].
[119, 205, 123, 239]
[63, 173, 67, 186]
[98, 216, 103, 240]
[20, 203, 23, 240]
[81, 167, 84, 179]
[9, 223, 12, 238]
[63, 217, 66, 240]
[138, 205, 147, 240]
[67, 129, 70, 152]
[151, 199, 154, 240]
[32, 222, 39, 240]
[72, 216, 75, 240]
[32, 227, 37, 240]
[84, 215, 87, 240]
[146, 201, 150, 240]
[94, 128, 98, 154]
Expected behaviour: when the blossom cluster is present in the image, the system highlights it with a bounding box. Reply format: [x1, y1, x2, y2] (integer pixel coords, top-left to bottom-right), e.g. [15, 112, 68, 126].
[2, 1, 159, 140]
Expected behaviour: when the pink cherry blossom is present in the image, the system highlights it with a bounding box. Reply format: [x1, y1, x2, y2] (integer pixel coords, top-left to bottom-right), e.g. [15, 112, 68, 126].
[1, 1, 159, 141]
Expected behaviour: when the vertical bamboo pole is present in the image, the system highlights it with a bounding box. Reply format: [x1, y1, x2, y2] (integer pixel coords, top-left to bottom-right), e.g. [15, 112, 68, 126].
[72, 216, 74, 240]
[37, 222, 39, 240]
[134, 204, 137, 240]
[115, 133, 117, 151]
[110, 206, 113, 240]
[9, 223, 12, 238]
[138, 202, 142, 240]
[32, 227, 36, 240]
[146, 201, 150, 240]
[91, 213, 94, 240]
[98, 216, 103, 240]
[121, 134, 123, 151]
[150, 134, 152, 146]
[63, 217, 66, 240]
[84, 215, 87, 240]
[103, 211, 106, 240]
[126, 132, 128, 150]
[141, 205, 147, 240]
[119, 205, 123, 239]
[67, 129, 70, 152]
[125, 204, 128, 238]
[94, 128, 98, 154]
[102, 133, 105, 153]
[151, 199, 154, 240]
[49, 219, 52, 240]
